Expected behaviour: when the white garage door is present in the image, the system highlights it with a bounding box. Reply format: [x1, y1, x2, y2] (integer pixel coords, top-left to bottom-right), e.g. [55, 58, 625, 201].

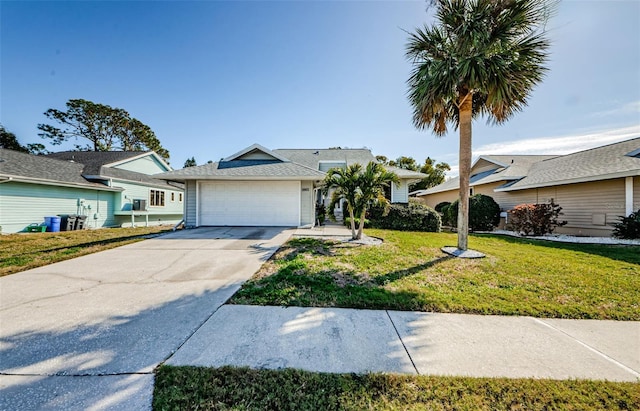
[199, 181, 300, 226]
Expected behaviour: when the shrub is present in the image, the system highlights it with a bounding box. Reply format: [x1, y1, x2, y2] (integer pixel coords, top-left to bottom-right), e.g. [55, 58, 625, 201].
[508, 199, 568, 236]
[368, 201, 441, 232]
[344, 216, 370, 228]
[612, 209, 640, 239]
[434, 201, 451, 213]
[446, 194, 501, 231]
[434, 201, 452, 226]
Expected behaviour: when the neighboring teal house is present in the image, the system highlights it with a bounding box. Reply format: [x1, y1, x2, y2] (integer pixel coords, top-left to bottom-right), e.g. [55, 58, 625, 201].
[0, 149, 183, 233]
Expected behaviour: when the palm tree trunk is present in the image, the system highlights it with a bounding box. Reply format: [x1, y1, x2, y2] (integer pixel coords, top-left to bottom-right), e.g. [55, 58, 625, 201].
[348, 206, 357, 240]
[457, 92, 473, 251]
[356, 209, 367, 240]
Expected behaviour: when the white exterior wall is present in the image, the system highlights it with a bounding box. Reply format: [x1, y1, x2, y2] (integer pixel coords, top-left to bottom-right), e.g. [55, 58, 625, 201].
[300, 180, 314, 226]
[185, 180, 197, 227]
[391, 180, 409, 203]
[634, 177, 640, 212]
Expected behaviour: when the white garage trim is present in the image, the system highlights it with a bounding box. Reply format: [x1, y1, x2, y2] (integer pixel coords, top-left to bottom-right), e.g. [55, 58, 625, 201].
[198, 180, 301, 226]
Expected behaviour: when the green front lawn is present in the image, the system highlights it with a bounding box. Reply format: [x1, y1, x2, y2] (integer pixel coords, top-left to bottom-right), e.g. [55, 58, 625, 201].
[229, 230, 640, 320]
[153, 366, 640, 410]
[0, 226, 172, 276]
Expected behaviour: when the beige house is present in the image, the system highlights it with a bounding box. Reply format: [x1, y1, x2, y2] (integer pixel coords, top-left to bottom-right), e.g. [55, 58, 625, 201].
[414, 137, 640, 236]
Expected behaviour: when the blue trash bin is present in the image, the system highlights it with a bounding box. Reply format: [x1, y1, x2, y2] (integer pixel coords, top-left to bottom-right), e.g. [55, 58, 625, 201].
[50, 216, 61, 232]
[44, 216, 61, 232]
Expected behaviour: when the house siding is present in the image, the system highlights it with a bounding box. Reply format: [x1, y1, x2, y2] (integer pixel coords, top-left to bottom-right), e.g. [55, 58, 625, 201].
[113, 180, 183, 227]
[391, 181, 409, 203]
[114, 155, 169, 174]
[185, 180, 197, 227]
[419, 178, 632, 236]
[419, 190, 457, 208]
[493, 180, 624, 235]
[319, 161, 346, 172]
[300, 181, 314, 227]
[0, 181, 116, 233]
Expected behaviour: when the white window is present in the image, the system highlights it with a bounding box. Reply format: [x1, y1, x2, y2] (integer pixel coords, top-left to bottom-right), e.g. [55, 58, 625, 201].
[171, 192, 175, 202]
[179, 193, 183, 202]
[150, 190, 165, 207]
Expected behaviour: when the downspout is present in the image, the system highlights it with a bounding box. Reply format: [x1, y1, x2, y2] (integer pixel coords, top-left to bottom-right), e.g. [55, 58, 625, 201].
[0, 177, 13, 184]
[172, 219, 184, 231]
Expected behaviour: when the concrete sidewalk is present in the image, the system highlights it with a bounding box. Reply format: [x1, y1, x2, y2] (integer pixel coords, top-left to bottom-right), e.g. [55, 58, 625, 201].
[167, 305, 640, 382]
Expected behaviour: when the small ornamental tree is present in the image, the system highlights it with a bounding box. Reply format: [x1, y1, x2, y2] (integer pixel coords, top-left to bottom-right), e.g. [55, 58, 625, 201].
[612, 209, 640, 239]
[509, 200, 567, 236]
[324, 162, 398, 240]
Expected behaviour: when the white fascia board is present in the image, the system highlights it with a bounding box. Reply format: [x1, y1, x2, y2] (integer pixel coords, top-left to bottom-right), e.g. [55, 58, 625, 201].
[0, 175, 123, 191]
[182, 175, 324, 181]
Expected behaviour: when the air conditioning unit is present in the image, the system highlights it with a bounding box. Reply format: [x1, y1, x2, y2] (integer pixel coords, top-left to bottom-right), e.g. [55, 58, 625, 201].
[133, 199, 147, 211]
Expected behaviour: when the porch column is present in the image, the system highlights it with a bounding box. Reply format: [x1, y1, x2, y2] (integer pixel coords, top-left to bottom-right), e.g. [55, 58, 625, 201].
[625, 176, 634, 216]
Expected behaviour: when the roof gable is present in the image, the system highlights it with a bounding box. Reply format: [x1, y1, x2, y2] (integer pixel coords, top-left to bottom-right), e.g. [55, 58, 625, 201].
[111, 154, 172, 174]
[273, 148, 376, 170]
[224, 144, 290, 162]
[46, 151, 172, 174]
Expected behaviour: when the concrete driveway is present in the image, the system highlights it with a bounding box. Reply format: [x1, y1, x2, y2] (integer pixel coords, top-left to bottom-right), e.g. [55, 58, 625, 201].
[0, 227, 292, 410]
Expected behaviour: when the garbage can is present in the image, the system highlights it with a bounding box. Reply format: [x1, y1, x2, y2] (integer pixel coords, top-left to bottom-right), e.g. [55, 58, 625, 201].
[59, 214, 77, 231]
[44, 216, 61, 232]
[75, 215, 87, 230]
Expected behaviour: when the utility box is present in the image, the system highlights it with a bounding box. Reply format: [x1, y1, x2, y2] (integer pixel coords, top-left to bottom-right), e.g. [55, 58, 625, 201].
[133, 199, 147, 211]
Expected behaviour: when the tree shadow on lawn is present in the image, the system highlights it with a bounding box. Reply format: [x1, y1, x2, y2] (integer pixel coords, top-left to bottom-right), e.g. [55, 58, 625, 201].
[373, 256, 453, 285]
[474, 234, 640, 265]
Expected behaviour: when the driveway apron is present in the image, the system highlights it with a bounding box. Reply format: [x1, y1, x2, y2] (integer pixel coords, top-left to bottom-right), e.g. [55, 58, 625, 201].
[0, 227, 292, 410]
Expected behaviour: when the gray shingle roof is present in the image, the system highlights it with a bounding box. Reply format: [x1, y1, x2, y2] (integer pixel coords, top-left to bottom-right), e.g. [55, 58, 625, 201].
[499, 137, 640, 191]
[0, 148, 119, 190]
[158, 146, 425, 181]
[45, 150, 179, 190]
[46, 151, 150, 174]
[158, 160, 326, 180]
[416, 137, 640, 196]
[273, 148, 377, 169]
[416, 155, 553, 195]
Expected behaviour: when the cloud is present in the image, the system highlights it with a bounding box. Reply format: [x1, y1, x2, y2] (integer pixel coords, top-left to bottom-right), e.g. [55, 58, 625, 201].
[593, 100, 640, 118]
[473, 124, 640, 156]
[442, 124, 640, 178]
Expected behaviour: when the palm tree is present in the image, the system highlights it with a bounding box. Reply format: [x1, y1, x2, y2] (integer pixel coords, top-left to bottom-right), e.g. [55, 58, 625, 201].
[324, 162, 399, 240]
[406, 0, 553, 251]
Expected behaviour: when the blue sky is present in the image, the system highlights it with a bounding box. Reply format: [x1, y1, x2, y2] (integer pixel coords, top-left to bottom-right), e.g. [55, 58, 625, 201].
[1, 0, 639, 175]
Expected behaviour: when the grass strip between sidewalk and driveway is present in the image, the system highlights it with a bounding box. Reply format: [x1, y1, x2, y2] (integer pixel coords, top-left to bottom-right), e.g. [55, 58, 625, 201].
[0, 226, 172, 276]
[153, 365, 640, 411]
[229, 230, 640, 320]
